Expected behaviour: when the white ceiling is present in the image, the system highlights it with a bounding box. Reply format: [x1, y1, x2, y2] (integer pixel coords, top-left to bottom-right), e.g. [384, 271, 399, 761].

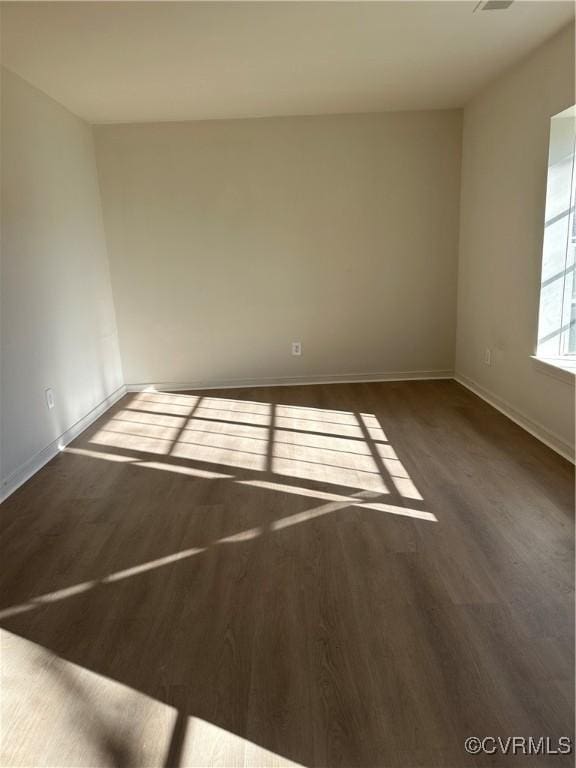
[1, 1, 574, 125]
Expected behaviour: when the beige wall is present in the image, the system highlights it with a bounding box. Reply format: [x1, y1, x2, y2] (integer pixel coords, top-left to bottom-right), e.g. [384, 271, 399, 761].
[5, 25, 571, 483]
[455, 23, 575, 459]
[1, 69, 124, 490]
[95, 110, 462, 389]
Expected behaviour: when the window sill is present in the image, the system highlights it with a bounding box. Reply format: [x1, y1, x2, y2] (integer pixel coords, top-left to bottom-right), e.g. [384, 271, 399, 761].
[531, 355, 576, 385]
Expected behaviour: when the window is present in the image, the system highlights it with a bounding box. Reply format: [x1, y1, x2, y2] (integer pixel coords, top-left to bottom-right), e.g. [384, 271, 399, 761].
[537, 106, 576, 361]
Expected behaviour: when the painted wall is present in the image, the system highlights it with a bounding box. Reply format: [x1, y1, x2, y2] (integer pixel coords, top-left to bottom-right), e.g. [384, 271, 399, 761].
[0, 69, 124, 489]
[455, 24, 575, 458]
[95, 110, 462, 388]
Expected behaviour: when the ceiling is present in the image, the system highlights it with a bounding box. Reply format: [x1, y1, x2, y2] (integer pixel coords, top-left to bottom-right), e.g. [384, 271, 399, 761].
[1, 1, 574, 125]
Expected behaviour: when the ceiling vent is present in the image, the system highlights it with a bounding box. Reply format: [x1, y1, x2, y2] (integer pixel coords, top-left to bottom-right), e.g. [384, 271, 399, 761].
[474, 1, 514, 10]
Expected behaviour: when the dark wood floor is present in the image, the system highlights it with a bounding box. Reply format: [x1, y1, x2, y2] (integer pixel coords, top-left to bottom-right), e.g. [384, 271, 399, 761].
[1, 380, 574, 767]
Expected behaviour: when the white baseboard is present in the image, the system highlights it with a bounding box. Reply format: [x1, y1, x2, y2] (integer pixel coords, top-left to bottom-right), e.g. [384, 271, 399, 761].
[0, 385, 127, 504]
[126, 369, 454, 393]
[2, 372, 571, 501]
[455, 373, 574, 464]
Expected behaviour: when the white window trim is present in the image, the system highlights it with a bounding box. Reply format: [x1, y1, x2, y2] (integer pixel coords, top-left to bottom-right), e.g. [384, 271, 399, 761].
[531, 354, 576, 385]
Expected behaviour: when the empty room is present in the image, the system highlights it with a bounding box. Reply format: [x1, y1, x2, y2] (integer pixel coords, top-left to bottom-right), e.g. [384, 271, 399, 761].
[0, 1, 574, 766]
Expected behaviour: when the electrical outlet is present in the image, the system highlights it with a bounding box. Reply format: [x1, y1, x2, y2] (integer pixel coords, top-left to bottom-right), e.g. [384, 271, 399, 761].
[484, 348, 492, 366]
[45, 388, 55, 410]
[291, 341, 302, 356]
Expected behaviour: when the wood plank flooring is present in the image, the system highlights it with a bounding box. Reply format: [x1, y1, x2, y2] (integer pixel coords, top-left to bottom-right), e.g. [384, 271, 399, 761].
[0, 380, 574, 767]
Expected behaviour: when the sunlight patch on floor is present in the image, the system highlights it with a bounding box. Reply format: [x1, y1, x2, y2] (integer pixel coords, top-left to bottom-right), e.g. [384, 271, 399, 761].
[83, 390, 429, 511]
[65, 447, 135, 462]
[0, 484, 436, 622]
[136, 461, 233, 480]
[0, 629, 303, 767]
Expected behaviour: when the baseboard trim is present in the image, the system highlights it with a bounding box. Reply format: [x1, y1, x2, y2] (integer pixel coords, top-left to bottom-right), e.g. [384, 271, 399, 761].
[455, 373, 574, 464]
[2, 372, 571, 500]
[126, 369, 454, 393]
[0, 385, 127, 504]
